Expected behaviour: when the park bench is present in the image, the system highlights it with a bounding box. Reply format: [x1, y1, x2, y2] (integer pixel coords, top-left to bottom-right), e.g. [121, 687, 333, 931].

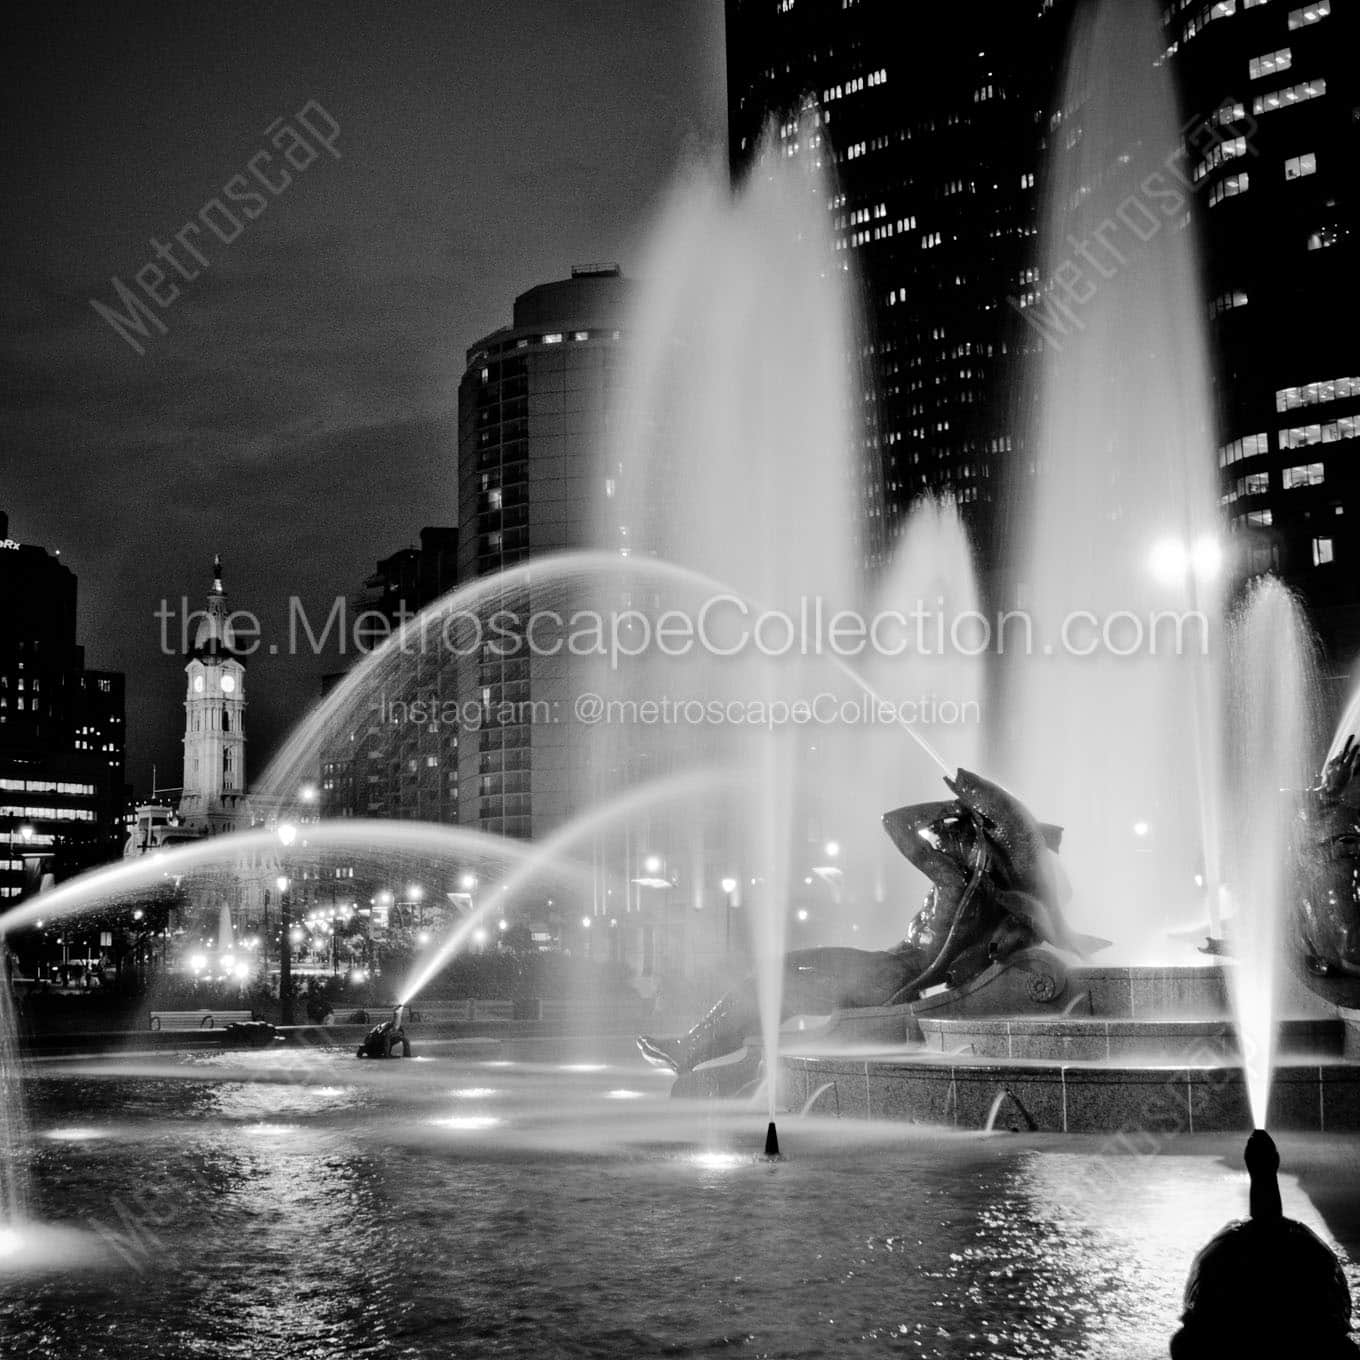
[149, 1009, 254, 1031]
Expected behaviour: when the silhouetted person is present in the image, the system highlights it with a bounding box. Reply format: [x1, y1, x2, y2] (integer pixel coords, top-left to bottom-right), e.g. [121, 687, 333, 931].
[1171, 1130, 1357, 1358]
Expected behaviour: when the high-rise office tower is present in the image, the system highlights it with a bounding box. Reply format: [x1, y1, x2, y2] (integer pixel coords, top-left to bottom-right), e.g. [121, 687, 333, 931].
[0, 510, 127, 895]
[456, 265, 631, 838]
[725, 0, 1359, 660]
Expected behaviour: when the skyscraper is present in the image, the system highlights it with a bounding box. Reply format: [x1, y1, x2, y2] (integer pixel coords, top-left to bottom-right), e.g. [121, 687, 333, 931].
[724, 0, 1360, 662]
[0, 510, 127, 895]
[1170, 0, 1360, 661]
[456, 265, 631, 838]
[725, 0, 1066, 576]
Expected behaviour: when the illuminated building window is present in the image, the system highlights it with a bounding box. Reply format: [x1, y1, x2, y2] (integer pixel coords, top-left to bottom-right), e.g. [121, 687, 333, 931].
[1253, 79, 1327, 115]
[1281, 423, 1323, 447]
[1208, 290, 1249, 316]
[1242, 509, 1273, 528]
[1282, 417, 1358, 447]
[1218, 433, 1269, 468]
[1313, 536, 1335, 565]
[1209, 173, 1250, 206]
[1248, 49, 1292, 82]
[1283, 463, 1326, 489]
[1288, 1, 1330, 28]
[1307, 224, 1345, 250]
[1191, 136, 1246, 181]
[1276, 377, 1360, 410]
[1284, 153, 1317, 179]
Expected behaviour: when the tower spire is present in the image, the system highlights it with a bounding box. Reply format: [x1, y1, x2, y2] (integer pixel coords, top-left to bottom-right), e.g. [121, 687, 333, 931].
[212, 554, 224, 595]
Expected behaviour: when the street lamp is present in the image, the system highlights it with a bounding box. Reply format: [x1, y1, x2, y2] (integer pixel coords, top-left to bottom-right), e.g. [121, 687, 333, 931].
[721, 876, 738, 953]
[276, 874, 293, 1025]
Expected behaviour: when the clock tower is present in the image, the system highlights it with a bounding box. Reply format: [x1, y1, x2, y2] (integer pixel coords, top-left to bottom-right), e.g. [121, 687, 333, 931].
[178, 556, 247, 834]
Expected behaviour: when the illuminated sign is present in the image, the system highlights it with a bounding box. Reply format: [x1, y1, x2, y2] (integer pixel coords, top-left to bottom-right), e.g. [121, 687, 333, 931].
[0, 540, 19, 550]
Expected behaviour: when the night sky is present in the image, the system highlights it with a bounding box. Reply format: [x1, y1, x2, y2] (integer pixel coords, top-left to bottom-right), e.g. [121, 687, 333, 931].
[1, 0, 727, 796]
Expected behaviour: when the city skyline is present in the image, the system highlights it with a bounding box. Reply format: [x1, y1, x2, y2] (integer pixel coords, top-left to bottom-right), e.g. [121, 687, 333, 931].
[0, 0, 726, 793]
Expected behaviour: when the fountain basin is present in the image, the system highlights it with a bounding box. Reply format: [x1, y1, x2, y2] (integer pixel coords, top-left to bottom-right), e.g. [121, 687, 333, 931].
[914, 1016, 1343, 1064]
[782, 1050, 1360, 1133]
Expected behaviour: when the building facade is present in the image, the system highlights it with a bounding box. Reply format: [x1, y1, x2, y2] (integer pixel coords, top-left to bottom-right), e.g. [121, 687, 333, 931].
[1170, 0, 1360, 661]
[0, 510, 127, 898]
[725, 0, 1066, 576]
[320, 526, 460, 825]
[724, 0, 1360, 665]
[456, 264, 631, 839]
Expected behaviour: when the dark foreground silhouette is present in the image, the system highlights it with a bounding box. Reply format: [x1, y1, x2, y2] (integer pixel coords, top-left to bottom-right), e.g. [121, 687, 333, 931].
[1171, 1130, 1357, 1358]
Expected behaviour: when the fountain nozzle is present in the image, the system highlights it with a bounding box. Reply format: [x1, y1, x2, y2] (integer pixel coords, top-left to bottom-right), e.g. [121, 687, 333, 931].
[763, 1121, 781, 1159]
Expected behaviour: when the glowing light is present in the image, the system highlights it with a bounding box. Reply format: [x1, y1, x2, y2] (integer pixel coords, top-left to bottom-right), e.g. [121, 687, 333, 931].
[497, 919, 508, 932]
[605, 1089, 644, 1100]
[450, 1087, 498, 1098]
[1191, 535, 1223, 581]
[43, 1127, 106, 1141]
[720, 876, 738, 894]
[298, 783, 318, 803]
[1133, 820, 1150, 837]
[221, 955, 236, 971]
[0, 1228, 23, 1258]
[1148, 536, 1188, 586]
[407, 884, 423, 900]
[276, 875, 289, 893]
[417, 931, 431, 945]
[796, 909, 809, 921]
[561, 1063, 606, 1072]
[429, 1115, 501, 1131]
[581, 915, 592, 929]
[189, 954, 207, 972]
[644, 853, 663, 875]
[472, 927, 488, 945]
[132, 909, 144, 921]
[234, 963, 250, 981]
[277, 822, 297, 847]
[824, 840, 840, 858]
[459, 872, 477, 891]
[690, 1151, 744, 1171]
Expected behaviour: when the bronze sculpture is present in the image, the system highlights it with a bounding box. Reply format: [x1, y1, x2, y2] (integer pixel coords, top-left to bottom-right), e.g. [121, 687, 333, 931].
[1295, 734, 1360, 998]
[637, 768, 1105, 1076]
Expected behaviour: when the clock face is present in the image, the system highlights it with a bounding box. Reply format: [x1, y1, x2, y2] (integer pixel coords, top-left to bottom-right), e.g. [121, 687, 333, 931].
[193, 675, 204, 693]
[221, 674, 237, 694]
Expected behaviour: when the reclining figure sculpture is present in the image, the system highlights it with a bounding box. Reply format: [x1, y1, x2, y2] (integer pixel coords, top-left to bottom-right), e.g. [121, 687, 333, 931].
[1296, 734, 1360, 996]
[637, 767, 1105, 1075]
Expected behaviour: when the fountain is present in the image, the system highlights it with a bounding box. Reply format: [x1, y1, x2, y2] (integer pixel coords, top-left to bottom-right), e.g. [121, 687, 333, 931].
[647, 0, 1360, 1136]
[6, 8, 1360, 1352]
